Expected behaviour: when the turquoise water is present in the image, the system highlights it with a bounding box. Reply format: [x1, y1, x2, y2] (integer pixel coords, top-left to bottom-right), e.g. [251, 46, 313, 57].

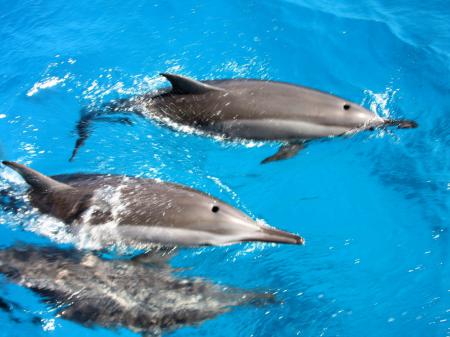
[0, 0, 449, 336]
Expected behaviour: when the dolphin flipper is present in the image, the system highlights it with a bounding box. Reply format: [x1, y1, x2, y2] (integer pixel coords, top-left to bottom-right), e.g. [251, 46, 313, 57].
[131, 247, 177, 268]
[261, 142, 305, 164]
[160, 73, 224, 95]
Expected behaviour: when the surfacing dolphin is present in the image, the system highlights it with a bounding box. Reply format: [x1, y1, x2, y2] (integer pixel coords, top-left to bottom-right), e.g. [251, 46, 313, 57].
[2, 161, 304, 247]
[0, 245, 273, 336]
[70, 73, 417, 163]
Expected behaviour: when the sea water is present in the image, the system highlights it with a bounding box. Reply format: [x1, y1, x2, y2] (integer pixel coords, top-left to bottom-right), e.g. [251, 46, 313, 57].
[0, 0, 448, 336]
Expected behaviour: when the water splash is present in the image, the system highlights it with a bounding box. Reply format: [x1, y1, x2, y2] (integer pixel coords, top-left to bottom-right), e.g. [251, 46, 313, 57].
[363, 86, 399, 119]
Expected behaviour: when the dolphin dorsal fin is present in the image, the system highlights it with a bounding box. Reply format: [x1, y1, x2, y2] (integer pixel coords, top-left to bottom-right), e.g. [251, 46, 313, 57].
[2, 161, 72, 193]
[160, 73, 224, 95]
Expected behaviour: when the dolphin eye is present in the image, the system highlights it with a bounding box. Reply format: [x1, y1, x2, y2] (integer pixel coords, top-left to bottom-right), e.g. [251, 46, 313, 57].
[211, 205, 220, 213]
[343, 104, 351, 110]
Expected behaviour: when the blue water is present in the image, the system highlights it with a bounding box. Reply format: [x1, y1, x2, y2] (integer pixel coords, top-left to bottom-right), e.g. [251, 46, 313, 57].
[0, 0, 449, 336]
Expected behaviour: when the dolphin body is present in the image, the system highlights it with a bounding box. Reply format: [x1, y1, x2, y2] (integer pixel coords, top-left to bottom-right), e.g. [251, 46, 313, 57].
[2, 161, 303, 247]
[70, 73, 417, 163]
[0, 245, 273, 336]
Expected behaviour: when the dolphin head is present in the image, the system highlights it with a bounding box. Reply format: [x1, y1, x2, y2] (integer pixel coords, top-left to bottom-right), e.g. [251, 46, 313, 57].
[334, 101, 419, 130]
[171, 193, 263, 232]
[319, 95, 384, 129]
[317, 96, 418, 130]
[165, 190, 304, 246]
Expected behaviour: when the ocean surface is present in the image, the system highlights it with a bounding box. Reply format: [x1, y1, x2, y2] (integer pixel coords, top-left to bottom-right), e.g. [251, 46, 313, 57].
[0, 0, 449, 336]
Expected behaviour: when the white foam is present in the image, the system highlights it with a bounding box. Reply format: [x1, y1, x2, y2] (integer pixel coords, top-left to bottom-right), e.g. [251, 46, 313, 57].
[364, 87, 399, 118]
[25, 214, 75, 244]
[27, 74, 69, 97]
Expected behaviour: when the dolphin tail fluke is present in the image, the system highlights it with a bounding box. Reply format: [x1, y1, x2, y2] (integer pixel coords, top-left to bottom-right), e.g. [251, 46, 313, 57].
[246, 226, 305, 245]
[261, 142, 305, 164]
[383, 119, 418, 129]
[70, 101, 139, 162]
[69, 136, 86, 162]
[69, 116, 92, 162]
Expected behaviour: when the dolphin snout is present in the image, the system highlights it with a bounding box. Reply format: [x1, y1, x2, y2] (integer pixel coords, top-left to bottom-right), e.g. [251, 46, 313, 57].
[383, 119, 418, 129]
[396, 119, 418, 129]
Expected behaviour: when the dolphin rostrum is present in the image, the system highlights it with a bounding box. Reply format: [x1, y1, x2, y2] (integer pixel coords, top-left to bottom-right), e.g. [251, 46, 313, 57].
[0, 245, 274, 336]
[70, 73, 417, 163]
[2, 161, 304, 247]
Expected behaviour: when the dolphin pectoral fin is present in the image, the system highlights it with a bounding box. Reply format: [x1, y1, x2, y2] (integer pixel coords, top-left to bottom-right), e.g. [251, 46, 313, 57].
[261, 142, 305, 164]
[131, 247, 177, 268]
[160, 73, 225, 94]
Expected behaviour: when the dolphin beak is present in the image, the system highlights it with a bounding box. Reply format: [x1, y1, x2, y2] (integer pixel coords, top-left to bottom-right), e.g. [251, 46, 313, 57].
[383, 119, 418, 129]
[396, 120, 418, 129]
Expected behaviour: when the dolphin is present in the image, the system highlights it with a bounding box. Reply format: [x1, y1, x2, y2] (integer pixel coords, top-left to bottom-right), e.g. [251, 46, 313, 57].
[70, 73, 418, 163]
[2, 161, 303, 247]
[0, 245, 274, 336]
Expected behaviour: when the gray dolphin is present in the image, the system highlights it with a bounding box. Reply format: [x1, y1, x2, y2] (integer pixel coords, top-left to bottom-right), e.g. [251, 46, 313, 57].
[70, 73, 417, 163]
[0, 245, 273, 336]
[2, 161, 303, 247]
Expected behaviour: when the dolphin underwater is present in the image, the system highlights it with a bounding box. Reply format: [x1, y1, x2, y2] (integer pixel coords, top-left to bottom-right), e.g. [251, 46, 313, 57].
[70, 73, 418, 163]
[0, 245, 273, 336]
[2, 161, 303, 247]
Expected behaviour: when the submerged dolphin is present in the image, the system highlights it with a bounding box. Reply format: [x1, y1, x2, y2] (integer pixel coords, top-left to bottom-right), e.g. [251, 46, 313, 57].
[2, 161, 303, 247]
[70, 73, 417, 163]
[0, 245, 273, 336]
